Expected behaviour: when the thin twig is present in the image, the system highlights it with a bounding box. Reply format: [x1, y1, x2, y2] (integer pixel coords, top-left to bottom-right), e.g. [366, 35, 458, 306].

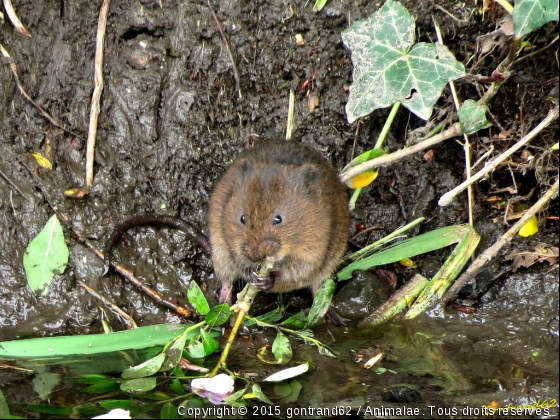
[434, 18, 474, 226]
[340, 122, 462, 183]
[439, 105, 559, 206]
[444, 178, 559, 303]
[0, 44, 80, 137]
[514, 34, 559, 64]
[0, 166, 30, 201]
[286, 90, 295, 140]
[86, 0, 111, 187]
[209, 1, 242, 99]
[3, 0, 32, 37]
[77, 280, 139, 329]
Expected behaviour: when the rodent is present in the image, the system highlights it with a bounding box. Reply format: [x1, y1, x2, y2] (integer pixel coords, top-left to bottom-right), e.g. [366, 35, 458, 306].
[103, 141, 349, 324]
[209, 141, 350, 318]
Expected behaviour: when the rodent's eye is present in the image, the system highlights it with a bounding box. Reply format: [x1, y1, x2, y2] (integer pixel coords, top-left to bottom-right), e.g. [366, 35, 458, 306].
[273, 215, 282, 225]
[240, 215, 246, 225]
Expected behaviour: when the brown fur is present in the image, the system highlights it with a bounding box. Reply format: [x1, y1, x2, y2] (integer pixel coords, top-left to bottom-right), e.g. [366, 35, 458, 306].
[209, 141, 349, 304]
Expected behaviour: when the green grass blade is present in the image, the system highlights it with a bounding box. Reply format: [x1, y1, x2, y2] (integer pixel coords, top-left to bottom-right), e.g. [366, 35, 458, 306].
[404, 226, 480, 319]
[342, 217, 424, 265]
[359, 274, 430, 326]
[338, 225, 470, 280]
[0, 324, 201, 360]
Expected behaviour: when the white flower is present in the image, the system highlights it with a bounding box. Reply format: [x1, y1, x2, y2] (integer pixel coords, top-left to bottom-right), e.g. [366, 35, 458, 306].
[191, 374, 235, 404]
[92, 408, 131, 419]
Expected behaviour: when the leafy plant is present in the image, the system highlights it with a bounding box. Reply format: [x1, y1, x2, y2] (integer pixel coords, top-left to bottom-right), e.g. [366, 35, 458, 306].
[341, 0, 465, 122]
[513, 0, 559, 38]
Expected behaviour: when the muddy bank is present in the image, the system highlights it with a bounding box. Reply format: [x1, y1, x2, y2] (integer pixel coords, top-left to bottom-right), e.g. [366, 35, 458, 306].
[0, 0, 558, 417]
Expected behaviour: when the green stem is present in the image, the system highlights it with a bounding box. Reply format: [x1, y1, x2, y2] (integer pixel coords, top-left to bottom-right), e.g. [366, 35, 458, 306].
[375, 102, 400, 149]
[349, 188, 362, 211]
[209, 284, 259, 377]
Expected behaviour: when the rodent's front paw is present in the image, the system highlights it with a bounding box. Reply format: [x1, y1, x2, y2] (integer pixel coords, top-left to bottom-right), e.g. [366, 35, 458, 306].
[248, 271, 275, 291]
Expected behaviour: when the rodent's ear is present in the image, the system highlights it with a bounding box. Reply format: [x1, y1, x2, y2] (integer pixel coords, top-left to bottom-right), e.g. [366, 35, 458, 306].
[297, 163, 320, 193]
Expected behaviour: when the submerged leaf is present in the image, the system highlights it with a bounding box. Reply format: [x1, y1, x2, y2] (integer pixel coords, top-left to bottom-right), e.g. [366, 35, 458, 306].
[271, 331, 292, 364]
[120, 377, 157, 393]
[122, 352, 166, 379]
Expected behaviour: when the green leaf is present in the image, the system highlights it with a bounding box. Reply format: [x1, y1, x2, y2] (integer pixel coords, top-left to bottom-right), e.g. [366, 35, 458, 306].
[200, 329, 219, 356]
[271, 331, 292, 364]
[243, 307, 284, 327]
[0, 323, 201, 360]
[169, 379, 187, 395]
[186, 338, 205, 359]
[337, 225, 470, 280]
[262, 362, 310, 382]
[122, 352, 166, 379]
[514, 0, 559, 38]
[283, 379, 302, 403]
[185, 331, 218, 360]
[273, 381, 292, 399]
[159, 332, 189, 372]
[341, 0, 465, 122]
[458, 99, 492, 134]
[120, 377, 157, 393]
[305, 278, 335, 328]
[0, 387, 12, 419]
[161, 402, 181, 419]
[251, 384, 274, 405]
[23, 214, 69, 296]
[313, 0, 328, 11]
[205, 304, 231, 326]
[222, 387, 249, 406]
[280, 311, 307, 328]
[187, 282, 210, 315]
[18, 404, 73, 416]
[33, 369, 60, 400]
[81, 380, 120, 394]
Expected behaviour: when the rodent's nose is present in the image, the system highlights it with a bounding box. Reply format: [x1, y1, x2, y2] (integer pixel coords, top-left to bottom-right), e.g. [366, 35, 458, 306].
[246, 238, 281, 263]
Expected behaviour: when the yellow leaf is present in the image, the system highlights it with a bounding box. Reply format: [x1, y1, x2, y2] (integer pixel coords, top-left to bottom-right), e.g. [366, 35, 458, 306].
[351, 169, 378, 189]
[363, 352, 383, 369]
[399, 258, 416, 267]
[518, 215, 538, 237]
[64, 188, 90, 199]
[30, 152, 52, 169]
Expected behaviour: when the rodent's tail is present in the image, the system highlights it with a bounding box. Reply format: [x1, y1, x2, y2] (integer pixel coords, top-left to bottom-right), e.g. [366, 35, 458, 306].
[102, 214, 211, 276]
